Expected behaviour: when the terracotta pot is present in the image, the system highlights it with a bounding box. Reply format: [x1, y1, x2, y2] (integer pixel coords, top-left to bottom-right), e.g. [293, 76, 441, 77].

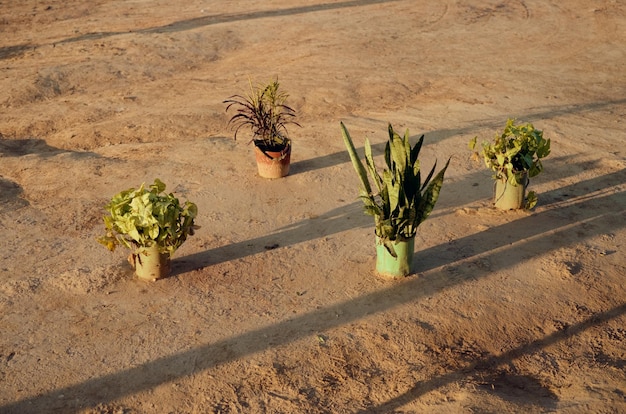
[254, 142, 291, 179]
[129, 245, 171, 281]
[494, 173, 528, 210]
[375, 236, 415, 278]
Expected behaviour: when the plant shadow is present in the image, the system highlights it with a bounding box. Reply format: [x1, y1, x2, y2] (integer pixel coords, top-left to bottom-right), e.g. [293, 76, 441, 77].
[172, 201, 370, 275]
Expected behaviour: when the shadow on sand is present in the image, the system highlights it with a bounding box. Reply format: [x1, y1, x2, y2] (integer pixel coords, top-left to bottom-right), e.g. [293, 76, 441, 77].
[2, 166, 624, 413]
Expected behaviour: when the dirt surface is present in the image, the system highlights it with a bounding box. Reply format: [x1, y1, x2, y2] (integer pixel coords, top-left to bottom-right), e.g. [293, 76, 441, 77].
[1, 1, 625, 413]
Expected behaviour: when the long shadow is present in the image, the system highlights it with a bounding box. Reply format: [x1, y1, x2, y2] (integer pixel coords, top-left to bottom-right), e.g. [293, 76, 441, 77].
[142, 0, 404, 35]
[47, 0, 402, 46]
[2, 176, 624, 412]
[358, 302, 626, 413]
[172, 201, 371, 275]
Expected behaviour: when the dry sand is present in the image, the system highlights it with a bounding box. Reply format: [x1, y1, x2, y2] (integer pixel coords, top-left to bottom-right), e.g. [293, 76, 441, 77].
[1, 1, 625, 413]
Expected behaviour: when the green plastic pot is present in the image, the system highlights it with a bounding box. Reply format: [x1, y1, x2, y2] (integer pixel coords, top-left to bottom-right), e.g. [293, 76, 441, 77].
[494, 174, 528, 210]
[375, 236, 415, 278]
[130, 245, 171, 281]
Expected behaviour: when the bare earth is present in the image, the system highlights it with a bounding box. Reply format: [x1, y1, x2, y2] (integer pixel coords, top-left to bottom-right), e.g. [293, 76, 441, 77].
[1, 1, 625, 413]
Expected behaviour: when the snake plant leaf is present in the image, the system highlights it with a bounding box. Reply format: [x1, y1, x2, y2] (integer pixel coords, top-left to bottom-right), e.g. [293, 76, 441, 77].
[383, 238, 398, 258]
[389, 128, 408, 172]
[468, 136, 477, 150]
[525, 191, 538, 209]
[384, 127, 392, 170]
[410, 132, 424, 163]
[341, 122, 372, 196]
[420, 161, 437, 192]
[365, 138, 383, 191]
[383, 170, 400, 213]
[378, 220, 395, 240]
[411, 135, 424, 171]
[416, 158, 450, 225]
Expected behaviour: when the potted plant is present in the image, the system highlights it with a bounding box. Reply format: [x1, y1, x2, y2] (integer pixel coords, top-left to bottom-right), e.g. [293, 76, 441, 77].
[97, 178, 199, 281]
[469, 118, 551, 210]
[224, 78, 300, 178]
[341, 122, 450, 278]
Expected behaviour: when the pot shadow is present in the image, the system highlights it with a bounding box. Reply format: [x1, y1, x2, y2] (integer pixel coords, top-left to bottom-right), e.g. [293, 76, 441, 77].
[290, 97, 625, 176]
[297, 91, 626, 176]
[289, 131, 450, 176]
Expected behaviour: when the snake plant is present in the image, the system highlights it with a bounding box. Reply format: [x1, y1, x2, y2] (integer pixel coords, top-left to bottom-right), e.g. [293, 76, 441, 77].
[341, 122, 450, 257]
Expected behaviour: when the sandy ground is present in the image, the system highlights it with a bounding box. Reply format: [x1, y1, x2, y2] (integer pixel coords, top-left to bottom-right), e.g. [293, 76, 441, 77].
[1, 1, 625, 413]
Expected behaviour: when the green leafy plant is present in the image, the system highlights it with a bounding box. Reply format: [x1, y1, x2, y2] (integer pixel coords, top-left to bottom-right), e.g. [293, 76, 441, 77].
[341, 122, 450, 257]
[469, 118, 550, 208]
[97, 179, 198, 255]
[224, 78, 300, 151]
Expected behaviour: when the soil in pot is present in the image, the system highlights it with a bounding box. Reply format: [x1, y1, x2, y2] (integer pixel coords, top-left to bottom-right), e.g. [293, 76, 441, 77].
[254, 142, 291, 179]
[129, 245, 171, 281]
[375, 236, 415, 278]
[494, 174, 528, 210]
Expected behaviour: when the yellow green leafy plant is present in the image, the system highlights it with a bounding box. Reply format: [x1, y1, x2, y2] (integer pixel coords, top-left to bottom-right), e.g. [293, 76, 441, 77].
[97, 179, 198, 255]
[469, 118, 551, 209]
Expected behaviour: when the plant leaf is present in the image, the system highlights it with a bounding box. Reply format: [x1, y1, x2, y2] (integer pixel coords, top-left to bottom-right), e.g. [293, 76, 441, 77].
[341, 122, 372, 196]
